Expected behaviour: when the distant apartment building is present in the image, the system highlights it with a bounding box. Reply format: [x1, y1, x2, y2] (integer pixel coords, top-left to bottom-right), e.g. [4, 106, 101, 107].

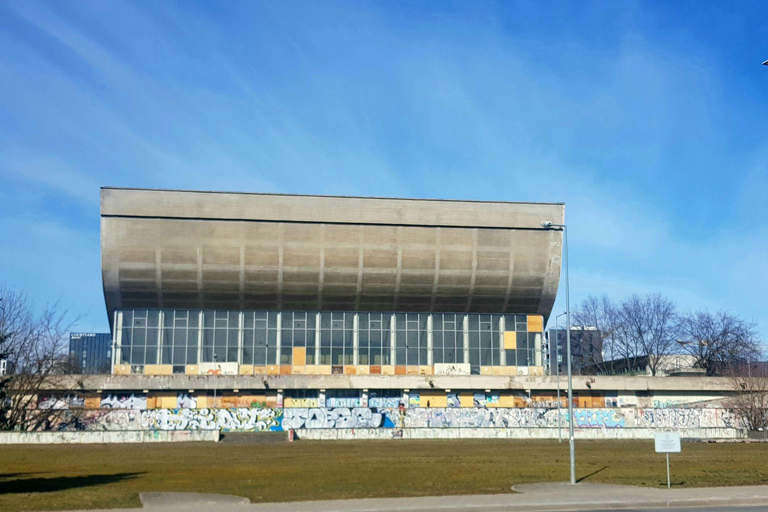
[580, 354, 705, 377]
[545, 327, 602, 376]
[69, 333, 112, 374]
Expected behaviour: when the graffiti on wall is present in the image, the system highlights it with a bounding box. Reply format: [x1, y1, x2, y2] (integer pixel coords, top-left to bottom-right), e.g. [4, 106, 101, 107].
[369, 396, 401, 408]
[178, 393, 196, 409]
[325, 397, 360, 408]
[283, 407, 396, 429]
[141, 408, 283, 431]
[39, 395, 84, 409]
[101, 393, 147, 409]
[49, 406, 742, 432]
[56, 410, 141, 431]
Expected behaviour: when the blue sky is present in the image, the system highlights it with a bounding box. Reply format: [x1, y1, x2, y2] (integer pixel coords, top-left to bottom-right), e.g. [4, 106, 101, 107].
[1, 1, 767, 339]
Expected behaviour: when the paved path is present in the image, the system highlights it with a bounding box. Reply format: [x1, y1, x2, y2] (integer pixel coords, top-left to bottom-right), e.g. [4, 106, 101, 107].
[125, 483, 768, 512]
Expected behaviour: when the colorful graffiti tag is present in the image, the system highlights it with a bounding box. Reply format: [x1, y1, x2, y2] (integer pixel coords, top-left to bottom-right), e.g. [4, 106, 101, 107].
[51, 407, 742, 432]
[141, 408, 283, 431]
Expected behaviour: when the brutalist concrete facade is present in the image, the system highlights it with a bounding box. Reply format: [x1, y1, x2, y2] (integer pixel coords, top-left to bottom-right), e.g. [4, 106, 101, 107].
[101, 188, 564, 319]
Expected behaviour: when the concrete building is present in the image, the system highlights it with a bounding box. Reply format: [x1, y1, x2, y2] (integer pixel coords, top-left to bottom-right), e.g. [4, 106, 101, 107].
[544, 327, 602, 376]
[69, 333, 112, 374]
[21, 189, 751, 439]
[580, 354, 705, 377]
[102, 188, 565, 378]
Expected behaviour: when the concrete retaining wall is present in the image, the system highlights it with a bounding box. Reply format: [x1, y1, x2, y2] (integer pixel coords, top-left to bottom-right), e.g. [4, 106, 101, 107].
[0, 430, 219, 444]
[296, 427, 746, 441]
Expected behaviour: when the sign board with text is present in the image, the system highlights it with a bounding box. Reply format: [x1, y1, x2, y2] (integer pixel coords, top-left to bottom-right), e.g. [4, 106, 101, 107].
[654, 431, 681, 453]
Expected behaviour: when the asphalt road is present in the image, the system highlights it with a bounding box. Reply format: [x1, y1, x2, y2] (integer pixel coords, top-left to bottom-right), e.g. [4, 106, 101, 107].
[570, 508, 768, 512]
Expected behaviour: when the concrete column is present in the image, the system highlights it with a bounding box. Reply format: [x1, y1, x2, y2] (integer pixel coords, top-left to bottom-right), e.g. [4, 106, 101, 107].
[390, 313, 396, 366]
[276, 311, 282, 366]
[315, 312, 321, 366]
[319, 389, 326, 407]
[463, 314, 470, 365]
[156, 310, 164, 365]
[361, 389, 369, 407]
[403, 389, 410, 409]
[276, 389, 284, 408]
[499, 316, 506, 366]
[113, 310, 122, 373]
[535, 333, 542, 367]
[427, 314, 434, 366]
[353, 313, 359, 365]
[197, 310, 204, 366]
[237, 311, 244, 365]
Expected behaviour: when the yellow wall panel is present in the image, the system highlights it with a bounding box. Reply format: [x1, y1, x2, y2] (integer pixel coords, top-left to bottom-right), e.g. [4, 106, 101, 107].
[267, 365, 280, 375]
[527, 315, 544, 332]
[420, 392, 447, 408]
[381, 365, 395, 375]
[419, 366, 433, 375]
[459, 394, 475, 408]
[292, 365, 306, 374]
[292, 347, 306, 366]
[279, 365, 292, 375]
[480, 366, 494, 375]
[343, 365, 357, 375]
[406, 366, 420, 375]
[529, 366, 544, 376]
[504, 331, 517, 349]
[114, 364, 131, 375]
[144, 365, 173, 376]
[252, 366, 266, 374]
[356, 365, 370, 375]
[316, 365, 332, 375]
[185, 365, 199, 375]
[84, 395, 101, 410]
[159, 394, 177, 408]
[239, 365, 254, 375]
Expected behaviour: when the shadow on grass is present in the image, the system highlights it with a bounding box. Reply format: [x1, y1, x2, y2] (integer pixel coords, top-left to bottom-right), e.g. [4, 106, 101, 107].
[577, 466, 609, 483]
[0, 473, 143, 494]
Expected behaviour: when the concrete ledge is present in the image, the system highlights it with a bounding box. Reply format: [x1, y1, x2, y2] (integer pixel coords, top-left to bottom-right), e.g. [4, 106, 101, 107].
[294, 427, 746, 440]
[0, 430, 220, 444]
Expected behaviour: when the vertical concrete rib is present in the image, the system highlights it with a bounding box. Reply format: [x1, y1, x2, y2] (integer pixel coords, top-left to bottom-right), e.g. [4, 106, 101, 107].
[502, 229, 517, 313]
[277, 223, 284, 310]
[465, 229, 478, 312]
[196, 247, 203, 308]
[393, 227, 403, 310]
[317, 224, 326, 310]
[155, 247, 163, 308]
[430, 228, 441, 311]
[239, 246, 245, 309]
[355, 225, 364, 311]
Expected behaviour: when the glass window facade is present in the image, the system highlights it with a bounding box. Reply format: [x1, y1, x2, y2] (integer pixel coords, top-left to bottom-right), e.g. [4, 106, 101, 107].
[115, 309, 542, 374]
[242, 311, 278, 365]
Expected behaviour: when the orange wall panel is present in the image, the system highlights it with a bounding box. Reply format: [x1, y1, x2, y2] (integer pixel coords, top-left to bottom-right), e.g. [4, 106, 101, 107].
[292, 347, 306, 366]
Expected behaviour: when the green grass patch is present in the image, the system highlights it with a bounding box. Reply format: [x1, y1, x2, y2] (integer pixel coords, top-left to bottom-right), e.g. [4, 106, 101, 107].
[2, 439, 768, 511]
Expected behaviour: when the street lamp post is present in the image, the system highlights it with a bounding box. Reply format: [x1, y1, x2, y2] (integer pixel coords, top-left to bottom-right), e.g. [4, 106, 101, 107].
[213, 353, 218, 408]
[555, 312, 567, 443]
[542, 220, 575, 485]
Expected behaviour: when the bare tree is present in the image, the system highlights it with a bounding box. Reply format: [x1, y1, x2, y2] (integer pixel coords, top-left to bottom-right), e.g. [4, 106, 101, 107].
[677, 310, 761, 376]
[0, 287, 81, 431]
[729, 362, 768, 432]
[572, 295, 621, 374]
[615, 294, 678, 376]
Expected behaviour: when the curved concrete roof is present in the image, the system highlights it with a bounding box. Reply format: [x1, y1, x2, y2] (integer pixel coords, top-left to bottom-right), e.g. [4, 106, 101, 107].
[101, 188, 564, 320]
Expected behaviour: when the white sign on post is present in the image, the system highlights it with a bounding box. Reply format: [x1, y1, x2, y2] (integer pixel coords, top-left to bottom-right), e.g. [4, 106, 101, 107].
[654, 431, 681, 489]
[655, 431, 681, 453]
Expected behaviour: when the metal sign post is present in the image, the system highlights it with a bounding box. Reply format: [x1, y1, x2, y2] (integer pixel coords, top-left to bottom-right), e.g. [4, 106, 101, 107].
[654, 431, 681, 489]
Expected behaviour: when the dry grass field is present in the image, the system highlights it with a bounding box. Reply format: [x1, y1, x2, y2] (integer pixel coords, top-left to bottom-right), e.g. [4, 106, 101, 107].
[2, 439, 768, 511]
